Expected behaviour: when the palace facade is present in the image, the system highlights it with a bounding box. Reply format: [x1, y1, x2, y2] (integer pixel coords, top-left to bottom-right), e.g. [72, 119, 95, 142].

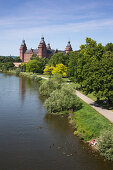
[20, 36, 73, 63]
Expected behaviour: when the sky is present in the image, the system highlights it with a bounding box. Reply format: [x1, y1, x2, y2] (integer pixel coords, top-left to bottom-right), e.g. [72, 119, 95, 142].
[0, 0, 113, 56]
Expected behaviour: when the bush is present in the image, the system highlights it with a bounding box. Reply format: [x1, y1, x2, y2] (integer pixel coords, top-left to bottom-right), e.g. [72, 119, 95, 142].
[44, 85, 82, 114]
[39, 78, 61, 97]
[97, 130, 113, 161]
[32, 75, 42, 82]
[15, 68, 21, 76]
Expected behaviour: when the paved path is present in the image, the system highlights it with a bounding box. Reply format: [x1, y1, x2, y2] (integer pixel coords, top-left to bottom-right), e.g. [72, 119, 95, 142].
[76, 90, 113, 123]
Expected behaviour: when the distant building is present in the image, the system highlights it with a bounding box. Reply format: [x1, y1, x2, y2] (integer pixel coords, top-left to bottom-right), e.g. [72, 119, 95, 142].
[19, 36, 73, 63]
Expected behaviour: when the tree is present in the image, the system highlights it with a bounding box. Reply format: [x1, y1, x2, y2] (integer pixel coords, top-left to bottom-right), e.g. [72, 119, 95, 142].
[52, 64, 67, 77]
[44, 85, 82, 114]
[14, 56, 22, 62]
[82, 57, 113, 100]
[105, 43, 113, 52]
[19, 63, 26, 72]
[48, 52, 69, 66]
[43, 65, 55, 77]
[67, 51, 79, 78]
[26, 59, 46, 73]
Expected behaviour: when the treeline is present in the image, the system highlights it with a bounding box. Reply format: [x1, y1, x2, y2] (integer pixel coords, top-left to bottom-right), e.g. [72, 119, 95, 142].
[19, 38, 113, 101]
[0, 56, 21, 71]
[1, 37, 113, 101]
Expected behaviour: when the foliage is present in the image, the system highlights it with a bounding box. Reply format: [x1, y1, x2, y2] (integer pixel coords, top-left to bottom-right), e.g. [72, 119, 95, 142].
[26, 58, 46, 73]
[43, 65, 55, 77]
[52, 64, 67, 77]
[48, 52, 69, 66]
[105, 43, 113, 52]
[39, 78, 62, 97]
[97, 130, 113, 161]
[13, 56, 22, 62]
[44, 85, 82, 114]
[0, 62, 14, 71]
[19, 63, 26, 72]
[67, 51, 79, 77]
[31, 74, 42, 82]
[15, 68, 21, 76]
[82, 57, 113, 100]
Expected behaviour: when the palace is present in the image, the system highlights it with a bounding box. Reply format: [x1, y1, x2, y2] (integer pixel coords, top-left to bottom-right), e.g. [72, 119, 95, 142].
[20, 36, 72, 63]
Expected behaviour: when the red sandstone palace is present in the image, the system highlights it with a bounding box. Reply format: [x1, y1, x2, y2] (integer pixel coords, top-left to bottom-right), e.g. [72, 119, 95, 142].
[20, 36, 72, 63]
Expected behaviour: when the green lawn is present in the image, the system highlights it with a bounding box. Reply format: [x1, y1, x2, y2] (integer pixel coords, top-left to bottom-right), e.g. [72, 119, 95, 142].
[70, 99, 113, 141]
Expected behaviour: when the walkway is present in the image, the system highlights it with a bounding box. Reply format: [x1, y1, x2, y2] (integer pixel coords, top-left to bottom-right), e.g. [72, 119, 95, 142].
[76, 90, 113, 123]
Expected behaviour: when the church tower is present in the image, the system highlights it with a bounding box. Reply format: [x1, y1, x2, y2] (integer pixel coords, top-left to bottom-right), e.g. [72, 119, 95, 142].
[65, 41, 72, 54]
[20, 40, 27, 62]
[37, 37, 47, 58]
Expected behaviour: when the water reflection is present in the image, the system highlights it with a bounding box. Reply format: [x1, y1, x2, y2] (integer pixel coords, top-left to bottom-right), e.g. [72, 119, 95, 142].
[19, 77, 26, 101]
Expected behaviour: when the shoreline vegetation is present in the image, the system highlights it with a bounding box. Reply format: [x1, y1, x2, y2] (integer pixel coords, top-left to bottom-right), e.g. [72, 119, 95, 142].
[4, 70, 113, 161]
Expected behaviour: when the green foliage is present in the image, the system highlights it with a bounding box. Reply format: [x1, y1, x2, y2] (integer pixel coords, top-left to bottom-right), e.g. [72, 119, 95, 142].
[13, 56, 22, 62]
[26, 58, 46, 73]
[31, 74, 42, 82]
[97, 130, 113, 161]
[105, 43, 113, 52]
[82, 57, 113, 100]
[15, 68, 21, 76]
[67, 51, 79, 77]
[19, 63, 26, 72]
[39, 78, 62, 97]
[0, 62, 14, 71]
[70, 100, 113, 141]
[48, 52, 69, 66]
[44, 85, 82, 114]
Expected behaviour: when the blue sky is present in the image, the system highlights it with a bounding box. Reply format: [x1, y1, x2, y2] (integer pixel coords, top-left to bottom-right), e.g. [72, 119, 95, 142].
[0, 0, 113, 56]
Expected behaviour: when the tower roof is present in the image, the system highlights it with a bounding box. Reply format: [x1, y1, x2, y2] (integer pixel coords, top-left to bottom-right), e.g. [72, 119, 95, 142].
[67, 41, 71, 47]
[47, 43, 51, 49]
[21, 39, 26, 46]
[40, 36, 45, 43]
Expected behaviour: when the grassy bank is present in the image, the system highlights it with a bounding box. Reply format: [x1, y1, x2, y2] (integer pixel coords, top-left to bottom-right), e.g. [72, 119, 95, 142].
[69, 99, 113, 141]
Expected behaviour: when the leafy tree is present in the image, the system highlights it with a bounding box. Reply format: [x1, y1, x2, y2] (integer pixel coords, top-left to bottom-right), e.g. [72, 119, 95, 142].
[82, 57, 113, 100]
[19, 63, 26, 72]
[26, 59, 46, 73]
[43, 65, 55, 77]
[39, 78, 62, 97]
[44, 85, 82, 114]
[48, 52, 69, 66]
[105, 43, 113, 52]
[14, 56, 22, 62]
[52, 63, 67, 77]
[67, 51, 79, 78]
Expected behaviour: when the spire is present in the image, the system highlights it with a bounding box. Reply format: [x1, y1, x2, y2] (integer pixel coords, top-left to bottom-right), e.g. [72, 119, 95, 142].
[67, 41, 71, 47]
[40, 36, 45, 43]
[47, 43, 51, 49]
[21, 39, 26, 46]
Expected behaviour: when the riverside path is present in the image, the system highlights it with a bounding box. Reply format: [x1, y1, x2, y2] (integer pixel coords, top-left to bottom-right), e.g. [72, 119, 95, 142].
[76, 90, 113, 123]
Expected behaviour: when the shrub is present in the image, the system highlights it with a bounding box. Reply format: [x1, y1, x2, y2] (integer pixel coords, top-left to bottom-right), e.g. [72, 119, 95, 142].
[32, 75, 42, 82]
[15, 68, 21, 76]
[44, 85, 82, 114]
[97, 130, 113, 161]
[39, 78, 61, 97]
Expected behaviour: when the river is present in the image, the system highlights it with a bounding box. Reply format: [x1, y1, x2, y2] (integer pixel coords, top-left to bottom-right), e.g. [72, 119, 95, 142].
[0, 73, 113, 170]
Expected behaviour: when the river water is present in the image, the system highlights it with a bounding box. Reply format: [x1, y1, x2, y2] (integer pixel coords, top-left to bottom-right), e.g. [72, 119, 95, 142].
[0, 73, 113, 170]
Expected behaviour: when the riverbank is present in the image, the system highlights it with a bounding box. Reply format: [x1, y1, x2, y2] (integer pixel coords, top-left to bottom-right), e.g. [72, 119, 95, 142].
[5, 71, 113, 161]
